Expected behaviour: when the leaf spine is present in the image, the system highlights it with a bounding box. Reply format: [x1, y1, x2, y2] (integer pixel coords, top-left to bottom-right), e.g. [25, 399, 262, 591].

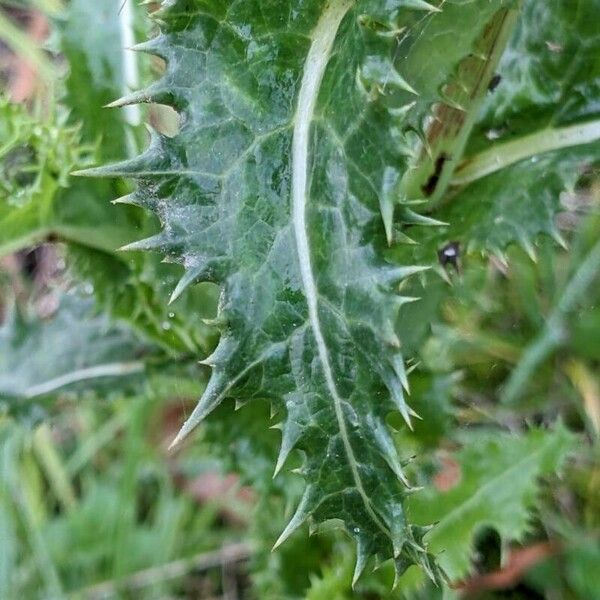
[352, 538, 369, 588]
[169, 264, 208, 304]
[272, 487, 314, 550]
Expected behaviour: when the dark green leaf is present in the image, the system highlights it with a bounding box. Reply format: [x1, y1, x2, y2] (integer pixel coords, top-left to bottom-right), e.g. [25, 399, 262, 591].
[84, 0, 517, 580]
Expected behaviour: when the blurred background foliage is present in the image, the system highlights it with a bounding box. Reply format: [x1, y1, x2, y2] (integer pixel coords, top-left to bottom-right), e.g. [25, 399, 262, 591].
[0, 1, 599, 598]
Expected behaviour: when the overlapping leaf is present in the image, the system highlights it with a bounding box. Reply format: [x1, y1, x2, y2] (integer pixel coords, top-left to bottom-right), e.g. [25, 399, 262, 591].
[82, 0, 522, 581]
[473, 0, 600, 142]
[445, 0, 600, 257]
[407, 425, 575, 580]
[0, 0, 216, 355]
[0, 294, 148, 412]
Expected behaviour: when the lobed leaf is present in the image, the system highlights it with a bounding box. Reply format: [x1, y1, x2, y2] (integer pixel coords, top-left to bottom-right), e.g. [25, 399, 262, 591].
[407, 425, 575, 580]
[0, 0, 217, 355]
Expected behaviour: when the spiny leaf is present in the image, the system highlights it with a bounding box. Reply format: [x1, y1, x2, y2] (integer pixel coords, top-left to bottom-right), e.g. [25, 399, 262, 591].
[0, 99, 85, 213]
[89, 0, 510, 580]
[445, 0, 600, 255]
[473, 0, 600, 143]
[393, 0, 600, 271]
[407, 425, 575, 581]
[433, 145, 596, 255]
[0, 0, 216, 357]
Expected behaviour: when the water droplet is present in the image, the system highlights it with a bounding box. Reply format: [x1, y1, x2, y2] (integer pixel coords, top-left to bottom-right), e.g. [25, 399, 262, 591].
[162, 321, 171, 330]
[486, 128, 503, 140]
[168, 312, 175, 318]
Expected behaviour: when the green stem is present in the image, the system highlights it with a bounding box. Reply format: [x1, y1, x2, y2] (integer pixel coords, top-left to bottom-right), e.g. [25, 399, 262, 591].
[429, 8, 520, 205]
[502, 237, 600, 404]
[401, 6, 520, 204]
[32, 425, 78, 512]
[453, 119, 600, 186]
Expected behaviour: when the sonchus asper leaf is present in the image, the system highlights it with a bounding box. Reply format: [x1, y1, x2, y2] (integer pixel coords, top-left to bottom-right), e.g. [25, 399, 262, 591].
[396, 0, 600, 268]
[447, 0, 600, 257]
[82, 0, 515, 582]
[407, 425, 575, 581]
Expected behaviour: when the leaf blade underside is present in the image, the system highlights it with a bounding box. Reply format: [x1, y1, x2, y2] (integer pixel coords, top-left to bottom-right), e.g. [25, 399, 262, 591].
[0, 295, 148, 407]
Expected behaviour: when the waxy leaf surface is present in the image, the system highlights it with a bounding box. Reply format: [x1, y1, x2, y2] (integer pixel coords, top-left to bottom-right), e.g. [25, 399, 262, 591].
[88, 0, 517, 579]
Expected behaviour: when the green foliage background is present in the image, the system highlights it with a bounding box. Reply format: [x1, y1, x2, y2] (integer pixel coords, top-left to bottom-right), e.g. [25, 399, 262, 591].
[0, 0, 599, 598]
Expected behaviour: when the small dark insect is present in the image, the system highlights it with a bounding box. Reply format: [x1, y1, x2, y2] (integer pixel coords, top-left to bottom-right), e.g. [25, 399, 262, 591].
[488, 74, 502, 93]
[422, 152, 451, 197]
[438, 241, 461, 273]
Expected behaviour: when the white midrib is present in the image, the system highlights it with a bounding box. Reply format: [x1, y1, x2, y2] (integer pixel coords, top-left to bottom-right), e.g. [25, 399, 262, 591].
[291, 0, 389, 536]
[118, 0, 141, 129]
[452, 119, 600, 186]
[23, 362, 145, 398]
